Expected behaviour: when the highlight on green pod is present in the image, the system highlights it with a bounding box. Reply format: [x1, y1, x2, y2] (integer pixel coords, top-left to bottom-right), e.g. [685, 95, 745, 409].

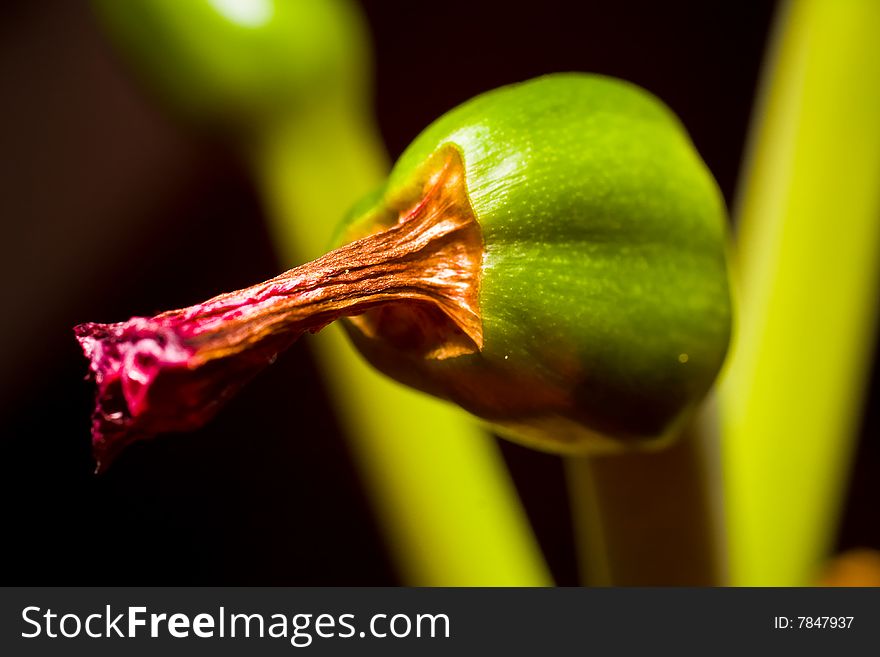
[90, 0, 372, 134]
[334, 74, 732, 454]
[74, 74, 732, 469]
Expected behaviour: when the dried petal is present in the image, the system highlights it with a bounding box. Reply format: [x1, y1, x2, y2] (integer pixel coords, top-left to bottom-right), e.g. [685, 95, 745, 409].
[76, 150, 482, 471]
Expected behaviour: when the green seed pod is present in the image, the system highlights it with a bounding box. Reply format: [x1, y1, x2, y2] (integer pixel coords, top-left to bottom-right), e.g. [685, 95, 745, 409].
[91, 0, 371, 132]
[334, 73, 732, 454]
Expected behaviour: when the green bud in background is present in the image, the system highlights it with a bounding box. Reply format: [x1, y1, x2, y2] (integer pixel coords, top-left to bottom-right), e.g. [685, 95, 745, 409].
[92, 0, 372, 133]
[335, 73, 732, 454]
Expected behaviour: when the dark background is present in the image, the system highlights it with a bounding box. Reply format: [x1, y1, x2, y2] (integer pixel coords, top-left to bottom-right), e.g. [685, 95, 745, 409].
[1, 0, 876, 584]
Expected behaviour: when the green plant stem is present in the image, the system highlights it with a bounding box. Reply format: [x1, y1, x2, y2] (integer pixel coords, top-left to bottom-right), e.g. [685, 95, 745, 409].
[721, 0, 880, 585]
[566, 406, 725, 585]
[249, 108, 551, 586]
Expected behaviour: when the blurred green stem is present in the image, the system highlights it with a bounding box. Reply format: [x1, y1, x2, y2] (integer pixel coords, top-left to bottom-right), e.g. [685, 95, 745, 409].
[249, 109, 551, 585]
[567, 405, 725, 585]
[721, 0, 880, 585]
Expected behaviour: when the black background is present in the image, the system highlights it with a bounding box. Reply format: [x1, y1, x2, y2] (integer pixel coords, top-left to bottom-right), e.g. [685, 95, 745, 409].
[1, 0, 876, 584]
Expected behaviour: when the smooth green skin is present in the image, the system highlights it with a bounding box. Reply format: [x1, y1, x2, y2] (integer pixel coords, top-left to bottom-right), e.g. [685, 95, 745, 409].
[339, 74, 732, 453]
[91, 0, 371, 133]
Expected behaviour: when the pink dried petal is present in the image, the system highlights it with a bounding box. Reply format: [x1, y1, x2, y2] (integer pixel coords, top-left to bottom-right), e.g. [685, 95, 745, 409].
[76, 150, 482, 471]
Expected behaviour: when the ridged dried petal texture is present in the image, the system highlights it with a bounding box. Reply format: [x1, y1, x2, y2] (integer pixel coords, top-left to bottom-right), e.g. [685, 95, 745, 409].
[76, 151, 482, 470]
[78, 73, 731, 467]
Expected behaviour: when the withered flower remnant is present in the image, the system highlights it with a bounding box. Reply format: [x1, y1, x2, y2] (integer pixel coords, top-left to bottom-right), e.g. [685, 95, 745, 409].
[77, 73, 732, 469]
[76, 150, 481, 471]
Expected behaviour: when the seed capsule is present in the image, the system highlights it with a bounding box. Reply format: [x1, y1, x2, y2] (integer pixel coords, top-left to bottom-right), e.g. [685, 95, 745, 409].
[334, 73, 732, 454]
[76, 73, 731, 466]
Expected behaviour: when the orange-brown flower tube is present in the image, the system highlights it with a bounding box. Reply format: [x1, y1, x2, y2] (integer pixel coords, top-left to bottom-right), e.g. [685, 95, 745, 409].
[76, 151, 481, 471]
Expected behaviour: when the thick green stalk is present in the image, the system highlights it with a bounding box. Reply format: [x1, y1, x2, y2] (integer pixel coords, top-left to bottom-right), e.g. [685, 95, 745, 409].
[567, 406, 725, 586]
[251, 109, 551, 585]
[721, 0, 880, 585]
